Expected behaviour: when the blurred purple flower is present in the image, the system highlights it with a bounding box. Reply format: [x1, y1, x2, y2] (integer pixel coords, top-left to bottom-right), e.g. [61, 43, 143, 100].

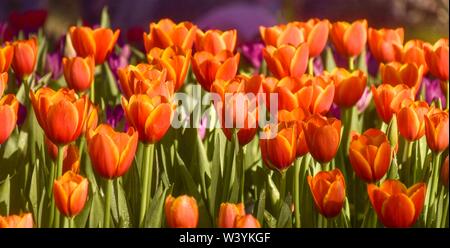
[423, 77, 446, 107]
[0, 22, 13, 42]
[17, 103, 27, 127]
[356, 86, 372, 113]
[313, 57, 324, 75]
[45, 52, 63, 80]
[198, 115, 208, 140]
[366, 50, 379, 77]
[108, 44, 131, 81]
[106, 105, 125, 129]
[240, 42, 264, 69]
[328, 103, 341, 119]
[332, 48, 348, 69]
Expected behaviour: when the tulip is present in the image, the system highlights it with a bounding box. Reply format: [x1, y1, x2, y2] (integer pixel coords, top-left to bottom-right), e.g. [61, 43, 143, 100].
[394, 40, 429, 75]
[329, 68, 367, 108]
[260, 122, 298, 171]
[63, 144, 80, 174]
[424, 109, 449, 153]
[367, 179, 426, 228]
[0, 94, 19, 144]
[191, 51, 240, 91]
[87, 124, 138, 179]
[11, 36, 38, 79]
[143, 18, 197, 53]
[217, 203, 245, 228]
[278, 107, 310, 157]
[30, 87, 88, 145]
[63, 56, 95, 92]
[330, 20, 367, 58]
[442, 156, 449, 187]
[69, 26, 120, 64]
[380, 62, 423, 94]
[0, 213, 33, 228]
[371, 84, 414, 123]
[0, 72, 7, 98]
[53, 171, 89, 217]
[307, 168, 346, 218]
[424, 38, 448, 81]
[165, 195, 199, 228]
[349, 129, 392, 182]
[121, 94, 173, 144]
[0, 44, 13, 73]
[195, 29, 237, 55]
[297, 19, 330, 58]
[302, 114, 341, 164]
[45, 135, 66, 161]
[397, 101, 429, 141]
[262, 43, 309, 79]
[234, 214, 261, 228]
[368, 27, 404, 63]
[147, 46, 191, 91]
[83, 101, 98, 134]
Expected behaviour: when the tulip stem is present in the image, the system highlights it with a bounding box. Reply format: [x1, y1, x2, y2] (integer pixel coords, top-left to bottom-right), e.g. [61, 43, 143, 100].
[278, 171, 287, 215]
[48, 160, 56, 227]
[104, 179, 113, 228]
[53, 145, 65, 228]
[90, 80, 95, 103]
[139, 143, 154, 227]
[308, 58, 314, 76]
[69, 218, 75, 228]
[293, 158, 302, 228]
[348, 57, 355, 71]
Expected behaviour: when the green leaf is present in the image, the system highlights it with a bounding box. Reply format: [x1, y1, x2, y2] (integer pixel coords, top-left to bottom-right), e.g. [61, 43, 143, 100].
[0, 175, 11, 215]
[88, 191, 104, 228]
[324, 47, 337, 72]
[207, 131, 223, 225]
[254, 186, 266, 225]
[100, 6, 111, 28]
[115, 179, 131, 227]
[263, 210, 277, 228]
[74, 195, 93, 228]
[277, 196, 292, 228]
[145, 184, 170, 227]
[29, 161, 39, 219]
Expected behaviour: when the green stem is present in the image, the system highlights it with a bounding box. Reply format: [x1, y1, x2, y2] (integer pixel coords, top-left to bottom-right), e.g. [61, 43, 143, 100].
[139, 143, 154, 227]
[278, 171, 287, 215]
[402, 141, 413, 185]
[342, 107, 355, 155]
[90, 80, 95, 103]
[308, 57, 314, 75]
[53, 145, 65, 228]
[104, 179, 113, 228]
[293, 158, 302, 228]
[69, 218, 74, 228]
[48, 160, 56, 227]
[348, 57, 355, 71]
[239, 146, 245, 203]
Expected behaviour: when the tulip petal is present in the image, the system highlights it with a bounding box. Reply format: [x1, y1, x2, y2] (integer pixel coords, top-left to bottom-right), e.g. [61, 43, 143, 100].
[68, 178, 88, 217]
[381, 194, 415, 228]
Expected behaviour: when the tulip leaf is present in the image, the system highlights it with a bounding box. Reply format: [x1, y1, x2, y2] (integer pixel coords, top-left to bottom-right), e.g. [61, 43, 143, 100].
[254, 186, 266, 225]
[75, 194, 93, 228]
[37, 189, 45, 228]
[28, 161, 39, 220]
[100, 6, 111, 28]
[263, 210, 277, 228]
[145, 184, 169, 227]
[88, 191, 104, 228]
[357, 48, 368, 74]
[0, 175, 10, 215]
[175, 152, 202, 201]
[103, 63, 119, 100]
[2, 128, 21, 159]
[115, 178, 131, 227]
[36, 30, 48, 74]
[207, 130, 223, 225]
[324, 47, 337, 72]
[277, 196, 292, 228]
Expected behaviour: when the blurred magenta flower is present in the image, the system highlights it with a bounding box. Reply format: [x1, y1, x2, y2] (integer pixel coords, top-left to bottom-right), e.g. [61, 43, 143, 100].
[423, 77, 446, 107]
[106, 105, 125, 129]
[108, 44, 131, 81]
[240, 42, 264, 69]
[328, 103, 341, 119]
[366, 50, 379, 77]
[356, 86, 372, 113]
[45, 52, 63, 80]
[17, 102, 27, 127]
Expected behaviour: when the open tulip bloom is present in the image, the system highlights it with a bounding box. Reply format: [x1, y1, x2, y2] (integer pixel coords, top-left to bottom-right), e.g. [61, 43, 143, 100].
[0, 7, 449, 230]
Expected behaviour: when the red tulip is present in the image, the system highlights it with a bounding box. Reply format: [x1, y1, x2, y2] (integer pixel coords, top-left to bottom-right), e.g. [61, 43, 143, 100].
[330, 20, 367, 58]
[11, 37, 38, 79]
[234, 214, 261, 228]
[424, 109, 449, 153]
[53, 171, 89, 217]
[217, 203, 245, 228]
[165, 195, 199, 228]
[0, 94, 19, 144]
[368, 27, 404, 63]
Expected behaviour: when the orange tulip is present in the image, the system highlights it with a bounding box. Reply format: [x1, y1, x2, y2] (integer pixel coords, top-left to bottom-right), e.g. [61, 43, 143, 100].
[349, 129, 392, 182]
[147, 46, 191, 91]
[195, 29, 237, 55]
[397, 101, 429, 141]
[82, 100, 98, 134]
[191, 51, 240, 91]
[217, 202, 245, 228]
[143, 18, 197, 53]
[53, 171, 89, 217]
[63, 56, 95, 92]
[121, 94, 173, 144]
[262, 43, 309, 79]
[371, 84, 414, 123]
[69, 26, 120, 64]
[234, 214, 261, 228]
[380, 62, 423, 94]
[0, 213, 33, 228]
[394, 40, 429, 75]
[118, 63, 174, 100]
[368, 27, 404, 63]
[0, 72, 8, 97]
[165, 195, 199, 228]
[0, 94, 19, 144]
[307, 168, 346, 218]
[302, 114, 341, 163]
[424, 38, 449, 81]
[330, 20, 367, 58]
[442, 156, 449, 187]
[329, 68, 367, 108]
[424, 109, 449, 153]
[211, 74, 263, 145]
[367, 179, 426, 228]
[11, 37, 38, 79]
[260, 122, 298, 171]
[278, 107, 310, 157]
[87, 124, 138, 179]
[30, 87, 88, 145]
[0, 45, 13, 73]
[297, 19, 330, 58]
[44, 135, 67, 160]
[63, 144, 80, 174]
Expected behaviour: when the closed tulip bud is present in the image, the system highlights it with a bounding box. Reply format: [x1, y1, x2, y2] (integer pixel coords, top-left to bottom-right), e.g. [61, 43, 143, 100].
[263, 43, 309, 79]
[0, 213, 33, 228]
[298, 19, 330, 58]
[394, 40, 429, 75]
[0, 94, 19, 144]
[122, 94, 173, 144]
[260, 122, 298, 171]
[371, 84, 414, 123]
[191, 51, 240, 91]
[0, 45, 13, 73]
[234, 214, 261, 228]
[368, 180, 426, 228]
[147, 46, 191, 91]
[217, 203, 245, 228]
[330, 20, 367, 58]
[380, 62, 423, 94]
[349, 129, 392, 182]
[424, 109, 449, 153]
[143, 19, 197, 53]
[442, 156, 449, 187]
[302, 114, 341, 164]
[53, 171, 89, 217]
[307, 168, 346, 218]
[0, 72, 8, 97]
[329, 68, 367, 108]
[397, 101, 429, 141]
[11, 37, 38, 79]
[87, 124, 138, 179]
[368, 27, 404, 63]
[424, 38, 448, 81]
[165, 195, 199, 228]
[30, 88, 88, 145]
[195, 29, 237, 55]
[63, 56, 95, 92]
[69, 26, 120, 65]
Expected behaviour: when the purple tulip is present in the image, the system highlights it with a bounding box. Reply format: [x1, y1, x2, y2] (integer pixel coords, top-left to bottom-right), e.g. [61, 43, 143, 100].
[240, 42, 264, 69]
[356, 86, 372, 113]
[423, 77, 446, 107]
[106, 105, 125, 129]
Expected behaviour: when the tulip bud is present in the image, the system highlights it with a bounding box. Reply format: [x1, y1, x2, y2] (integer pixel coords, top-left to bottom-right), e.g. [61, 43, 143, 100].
[442, 156, 449, 187]
[63, 56, 95, 92]
[0, 45, 14, 73]
[11, 37, 38, 79]
[424, 38, 448, 81]
[195, 29, 237, 55]
[0, 94, 19, 144]
[397, 101, 429, 141]
[143, 19, 197, 53]
[368, 27, 404, 63]
[0, 213, 33, 228]
[260, 122, 298, 171]
[165, 195, 199, 228]
[0, 72, 7, 98]
[234, 214, 261, 228]
[330, 20, 367, 58]
[263, 43, 309, 79]
[217, 203, 245, 228]
[424, 109, 449, 153]
[53, 171, 89, 217]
